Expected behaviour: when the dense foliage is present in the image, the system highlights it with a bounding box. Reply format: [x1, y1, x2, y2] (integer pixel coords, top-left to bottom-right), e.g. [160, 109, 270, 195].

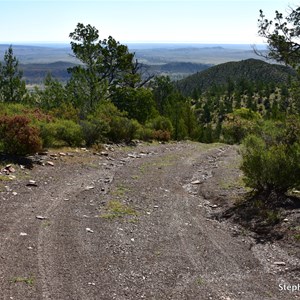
[241, 118, 300, 194]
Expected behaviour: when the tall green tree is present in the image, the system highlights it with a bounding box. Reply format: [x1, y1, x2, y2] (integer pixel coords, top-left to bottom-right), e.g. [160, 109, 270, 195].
[152, 76, 175, 115]
[0, 46, 26, 102]
[257, 5, 300, 114]
[68, 23, 146, 114]
[257, 6, 300, 68]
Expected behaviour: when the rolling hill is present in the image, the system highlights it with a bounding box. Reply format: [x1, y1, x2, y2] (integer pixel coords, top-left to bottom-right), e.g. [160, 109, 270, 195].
[175, 59, 296, 96]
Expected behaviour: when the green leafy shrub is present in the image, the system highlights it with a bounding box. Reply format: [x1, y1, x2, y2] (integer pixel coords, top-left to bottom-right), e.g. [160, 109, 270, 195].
[38, 121, 56, 148]
[222, 108, 262, 144]
[40, 120, 83, 147]
[0, 115, 42, 155]
[80, 118, 109, 147]
[136, 127, 154, 141]
[0, 103, 28, 116]
[241, 118, 300, 194]
[145, 116, 173, 141]
[49, 102, 80, 122]
[55, 120, 83, 146]
[108, 117, 139, 143]
[92, 101, 140, 143]
[146, 116, 173, 132]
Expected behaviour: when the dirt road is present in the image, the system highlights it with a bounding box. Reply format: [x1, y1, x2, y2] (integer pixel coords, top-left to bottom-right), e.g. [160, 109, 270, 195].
[0, 142, 299, 299]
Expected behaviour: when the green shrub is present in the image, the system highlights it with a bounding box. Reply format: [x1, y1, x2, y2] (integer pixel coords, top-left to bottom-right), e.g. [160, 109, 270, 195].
[136, 127, 154, 141]
[40, 120, 83, 147]
[222, 108, 261, 144]
[80, 119, 109, 147]
[38, 121, 56, 148]
[108, 117, 139, 143]
[55, 120, 83, 147]
[0, 115, 42, 155]
[0, 103, 28, 116]
[49, 102, 80, 122]
[146, 116, 173, 132]
[241, 133, 300, 194]
[92, 101, 141, 143]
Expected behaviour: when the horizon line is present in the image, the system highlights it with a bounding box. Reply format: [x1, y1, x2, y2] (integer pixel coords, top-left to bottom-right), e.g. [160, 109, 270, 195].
[0, 41, 265, 45]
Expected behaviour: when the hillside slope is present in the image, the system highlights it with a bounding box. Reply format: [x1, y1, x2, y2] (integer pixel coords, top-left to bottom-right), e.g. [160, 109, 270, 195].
[176, 59, 296, 96]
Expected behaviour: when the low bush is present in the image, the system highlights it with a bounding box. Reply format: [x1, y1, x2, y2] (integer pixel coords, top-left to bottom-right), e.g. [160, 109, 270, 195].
[80, 119, 109, 147]
[146, 116, 173, 132]
[108, 117, 139, 143]
[40, 119, 83, 147]
[222, 108, 261, 144]
[240, 117, 300, 195]
[136, 127, 154, 141]
[152, 130, 171, 142]
[92, 101, 141, 143]
[0, 115, 42, 155]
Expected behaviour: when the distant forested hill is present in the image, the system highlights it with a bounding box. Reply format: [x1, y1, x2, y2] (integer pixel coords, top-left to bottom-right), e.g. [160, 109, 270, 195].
[20, 61, 76, 84]
[176, 59, 296, 96]
[148, 62, 212, 80]
[150, 62, 212, 73]
[20, 61, 212, 84]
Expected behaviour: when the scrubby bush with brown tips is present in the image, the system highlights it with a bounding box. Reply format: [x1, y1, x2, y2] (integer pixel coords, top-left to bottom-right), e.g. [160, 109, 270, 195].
[152, 130, 171, 142]
[0, 115, 42, 155]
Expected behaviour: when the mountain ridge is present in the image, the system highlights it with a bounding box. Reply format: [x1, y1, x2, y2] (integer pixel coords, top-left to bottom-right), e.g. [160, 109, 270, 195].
[176, 58, 296, 96]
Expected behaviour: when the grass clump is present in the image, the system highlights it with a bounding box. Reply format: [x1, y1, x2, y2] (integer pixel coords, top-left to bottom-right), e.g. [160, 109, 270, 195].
[100, 200, 137, 220]
[11, 276, 34, 286]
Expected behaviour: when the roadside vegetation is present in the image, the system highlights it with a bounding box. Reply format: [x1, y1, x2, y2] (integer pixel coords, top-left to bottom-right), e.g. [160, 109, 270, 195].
[0, 4, 300, 211]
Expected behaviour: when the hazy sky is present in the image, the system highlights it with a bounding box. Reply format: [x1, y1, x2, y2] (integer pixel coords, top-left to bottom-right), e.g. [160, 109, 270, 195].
[0, 0, 293, 44]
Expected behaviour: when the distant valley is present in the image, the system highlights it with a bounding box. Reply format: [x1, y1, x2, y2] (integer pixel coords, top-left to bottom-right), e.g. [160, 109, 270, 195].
[0, 43, 269, 84]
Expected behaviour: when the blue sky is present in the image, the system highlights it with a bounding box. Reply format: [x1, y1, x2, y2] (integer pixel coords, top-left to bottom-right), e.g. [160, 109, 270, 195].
[0, 0, 292, 44]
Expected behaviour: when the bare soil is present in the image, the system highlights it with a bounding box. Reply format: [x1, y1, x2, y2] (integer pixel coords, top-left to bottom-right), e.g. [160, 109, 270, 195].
[0, 141, 300, 300]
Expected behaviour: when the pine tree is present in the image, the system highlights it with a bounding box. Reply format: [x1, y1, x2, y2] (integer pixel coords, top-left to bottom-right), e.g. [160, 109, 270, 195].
[0, 46, 26, 102]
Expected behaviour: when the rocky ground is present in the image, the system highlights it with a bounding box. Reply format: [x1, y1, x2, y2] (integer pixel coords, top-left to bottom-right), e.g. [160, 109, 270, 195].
[0, 141, 299, 300]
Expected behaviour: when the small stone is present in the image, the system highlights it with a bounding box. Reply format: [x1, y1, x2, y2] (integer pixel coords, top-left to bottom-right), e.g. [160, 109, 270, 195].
[153, 205, 159, 208]
[46, 161, 54, 166]
[27, 180, 38, 187]
[131, 238, 135, 242]
[39, 151, 49, 156]
[283, 218, 289, 222]
[36, 215, 47, 220]
[85, 186, 95, 190]
[7, 165, 15, 173]
[4, 186, 12, 192]
[191, 180, 201, 185]
[274, 261, 286, 266]
[20, 232, 28, 236]
[86, 228, 94, 233]
[59, 152, 66, 156]
[12, 192, 17, 196]
[100, 151, 109, 156]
